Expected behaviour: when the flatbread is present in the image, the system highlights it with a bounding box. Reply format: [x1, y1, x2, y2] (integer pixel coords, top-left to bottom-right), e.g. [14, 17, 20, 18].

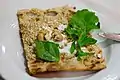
[17, 5, 106, 76]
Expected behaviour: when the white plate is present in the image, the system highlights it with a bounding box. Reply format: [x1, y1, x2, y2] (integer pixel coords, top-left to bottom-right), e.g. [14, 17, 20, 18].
[0, 0, 120, 80]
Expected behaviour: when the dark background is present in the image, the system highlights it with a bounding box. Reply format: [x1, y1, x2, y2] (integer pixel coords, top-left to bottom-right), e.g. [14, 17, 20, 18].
[0, 75, 5, 80]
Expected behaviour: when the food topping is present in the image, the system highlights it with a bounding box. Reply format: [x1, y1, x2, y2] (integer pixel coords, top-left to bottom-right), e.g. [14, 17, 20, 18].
[35, 40, 60, 62]
[37, 30, 46, 41]
[52, 29, 63, 42]
[35, 9, 101, 61]
[58, 24, 67, 31]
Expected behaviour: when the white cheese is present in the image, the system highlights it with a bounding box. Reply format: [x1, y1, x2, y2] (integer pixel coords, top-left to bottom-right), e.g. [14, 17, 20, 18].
[59, 42, 72, 54]
[58, 24, 67, 31]
[57, 40, 90, 54]
[81, 47, 89, 53]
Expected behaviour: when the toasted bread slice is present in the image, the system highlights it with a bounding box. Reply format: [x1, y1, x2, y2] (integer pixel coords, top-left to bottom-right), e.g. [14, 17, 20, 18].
[17, 5, 106, 76]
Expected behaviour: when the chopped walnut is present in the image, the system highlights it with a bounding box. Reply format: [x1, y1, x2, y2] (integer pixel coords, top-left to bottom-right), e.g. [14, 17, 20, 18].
[52, 30, 63, 41]
[37, 30, 46, 41]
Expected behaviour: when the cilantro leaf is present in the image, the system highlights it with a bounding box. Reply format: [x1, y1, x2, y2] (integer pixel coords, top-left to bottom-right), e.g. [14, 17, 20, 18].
[35, 40, 60, 62]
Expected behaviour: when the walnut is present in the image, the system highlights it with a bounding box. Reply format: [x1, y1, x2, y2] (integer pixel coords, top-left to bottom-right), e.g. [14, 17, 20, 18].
[45, 30, 52, 40]
[52, 30, 63, 41]
[37, 30, 46, 41]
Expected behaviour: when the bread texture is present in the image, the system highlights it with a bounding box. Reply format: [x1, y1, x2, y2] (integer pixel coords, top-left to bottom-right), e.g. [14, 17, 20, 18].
[17, 5, 106, 76]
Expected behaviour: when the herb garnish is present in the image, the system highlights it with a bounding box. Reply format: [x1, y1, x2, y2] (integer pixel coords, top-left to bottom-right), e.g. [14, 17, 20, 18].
[35, 40, 60, 62]
[64, 9, 100, 60]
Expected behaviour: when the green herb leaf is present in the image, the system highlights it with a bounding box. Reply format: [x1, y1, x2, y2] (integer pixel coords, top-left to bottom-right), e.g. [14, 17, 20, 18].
[64, 9, 100, 59]
[81, 37, 97, 47]
[66, 9, 100, 34]
[35, 40, 60, 62]
[70, 41, 76, 53]
[77, 32, 97, 47]
[78, 51, 88, 56]
[77, 51, 88, 60]
[97, 22, 100, 28]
